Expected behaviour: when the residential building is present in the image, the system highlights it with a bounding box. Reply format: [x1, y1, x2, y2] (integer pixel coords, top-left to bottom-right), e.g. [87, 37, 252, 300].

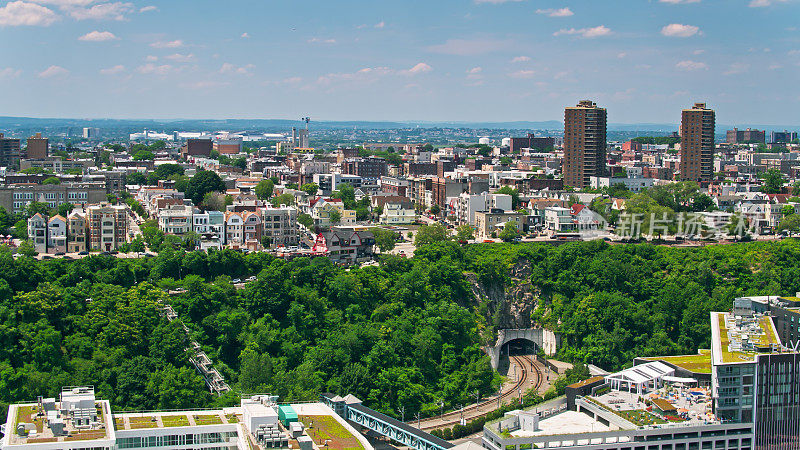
[87, 203, 129, 251]
[27, 213, 47, 253]
[261, 206, 298, 249]
[0, 132, 21, 167]
[379, 201, 416, 225]
[313, 227, 375, 265]
[158, 204, 195, 235]
[311, 198, 356, 228]
[544, 206, 574, 233]
[67, 210, 88, 253]
[474, 210, 526, 240]
[453, 192, 512, 225]
[680, 103, 715, 183]
[47, 215, 67, 253]
[313, 173, 363, 195]
[342, 157, 388, 185]
[727, 128, 765, 145]
[379, 176, 409, 197]
[588, 176, 654, 193]
[192, 210, 225, 250]
[563, 100, 607, 189]
[25, 132, 48, 159]
[82, 127, 101, 139]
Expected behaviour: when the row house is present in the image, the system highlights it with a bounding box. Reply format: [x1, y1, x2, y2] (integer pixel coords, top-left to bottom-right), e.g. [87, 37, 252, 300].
[27, 203, 129, 253]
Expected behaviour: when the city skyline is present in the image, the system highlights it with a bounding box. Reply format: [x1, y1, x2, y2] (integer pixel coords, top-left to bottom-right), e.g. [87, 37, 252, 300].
[1, 0, 798, 123]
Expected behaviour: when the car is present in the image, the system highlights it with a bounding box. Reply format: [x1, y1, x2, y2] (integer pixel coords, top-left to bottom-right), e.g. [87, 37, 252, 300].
[232, 279, 242, 284]
[42, 255, 53, 260]
[110, 250, 119, 255]
[54, 251, 66, 256]
[483, 239, 494, 243]
[78, 251, 89, 255]
[247, 276, 257, 282]
[63, 255, 73, 260]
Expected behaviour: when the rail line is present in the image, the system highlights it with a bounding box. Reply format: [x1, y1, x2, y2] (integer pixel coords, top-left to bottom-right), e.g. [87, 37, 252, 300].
[416, 354, 541, 431]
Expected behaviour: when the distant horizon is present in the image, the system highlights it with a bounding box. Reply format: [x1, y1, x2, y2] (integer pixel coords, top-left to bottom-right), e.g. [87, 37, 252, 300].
[0, 115, 798, 133]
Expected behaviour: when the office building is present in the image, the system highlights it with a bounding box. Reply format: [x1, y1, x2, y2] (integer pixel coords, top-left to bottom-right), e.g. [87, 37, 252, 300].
[82, 127, 101, 139]
[680, 103, 715, 183]
[509, 133, 555, 153]
[0, 132, 21, 167]
[214, 137, 244, 155]
[770, 130, 798, 144]
[0, 182, 107, 214]
[727, 128, 765, 145]
[563, 100, 607, 189]
[25, 133, 49, 159]
[180, 138, 213, 159]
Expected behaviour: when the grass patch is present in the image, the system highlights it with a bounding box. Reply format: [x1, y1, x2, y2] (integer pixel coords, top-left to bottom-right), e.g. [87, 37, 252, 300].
[616, 409, 667, 426]
[300, 415, 363, 450]
[114, 417, 125, 430]
[225, 414, 240, 423]
[128, 416, 157, 429]
[194, 414, 223, 425]
[161, 415, 189, 427]
[642, 351, 712, 374]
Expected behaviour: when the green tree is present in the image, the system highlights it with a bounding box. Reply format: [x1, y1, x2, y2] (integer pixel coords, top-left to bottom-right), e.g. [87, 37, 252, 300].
[455, 225, 474, 242]
[414, 223, 448, 246]
[270, 193, 294, 207]
[56, 203, 74, 217]
[133, 150, 155, 161]
[371, 228, 398, 252]
[185, 171, 226, 205]
[25, 202, 51, 219]
[498, 222, 520, 242]
[42, 176, 60, 185]
[126, 172, 148, 185]
[777, 214, 800, 234]
[18, 240, 37, 256]
[298, 213, 313, 229]
[255, 179, 274, 200]
[329, 210, 342, 224]
[299, 182, 319, 196]
[761, 169, 785, 194]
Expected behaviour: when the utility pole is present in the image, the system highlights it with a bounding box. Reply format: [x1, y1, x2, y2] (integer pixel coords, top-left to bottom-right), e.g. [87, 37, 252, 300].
[398, 405, 405, 422]
[474, 389, 480, 407]
[416, 412, 421, 429]
[438, 400, 444, 420]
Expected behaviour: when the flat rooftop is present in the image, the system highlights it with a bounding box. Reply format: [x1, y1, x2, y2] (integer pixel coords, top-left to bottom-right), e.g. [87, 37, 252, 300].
[712, 311, 783, 364]
[6, 401, 112, 446]
[113, 410, 240, 430]
[510, 410, 610, 437]
[641, 350, 712, 374]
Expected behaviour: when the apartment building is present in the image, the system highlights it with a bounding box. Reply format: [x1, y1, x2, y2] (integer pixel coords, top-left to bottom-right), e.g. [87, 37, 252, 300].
[27, 213, 47, 253]
[19, 157, 91, 173]
[311, 198, 356, 228]
[474, 210, 526, 240]
[726, 128, 765, 145]
[87, 203, 129, 251]
[452, 192, 512, 225]
[680, 103, 715, 183]
[158, 204, 195, 235]
[261, 206, 298, 249]
[47, 215, 67, 254]
[67, 210, 88, 253]
[563, 100, 607, 189]
[379, 201, 416, 225]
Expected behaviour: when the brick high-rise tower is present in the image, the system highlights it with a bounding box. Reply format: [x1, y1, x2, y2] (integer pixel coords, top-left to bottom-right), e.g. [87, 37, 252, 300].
[679, 103, 715, 183]
[563, 100, 607, 189]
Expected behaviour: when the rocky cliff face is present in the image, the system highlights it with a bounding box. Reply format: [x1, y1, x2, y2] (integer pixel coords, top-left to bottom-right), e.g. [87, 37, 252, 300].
[468, 258, 540, 329]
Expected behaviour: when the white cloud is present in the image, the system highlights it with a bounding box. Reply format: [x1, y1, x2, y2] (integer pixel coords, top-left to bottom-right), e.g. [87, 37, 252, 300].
[145, 55, 158, 61]
[240, 32, 249, 38]
[675, 60, 708, 71]
[466, 67, 482, 74]
[0, 67, 22, 78]
[553, 25, 611, 38]
[0, 1, 59, 26]
[136, 63, 174, 75]
[428, 38, 509, 55]
[723, 62, 750, 75]
[661, 23, 700, 37]
[68, 2, 133, 21]
[78, 30, 117, 41]
[617, 52, 627, 58]
[401, 62, 432, 75]
[220, 62, 254, 75]
[139, 5, 156, 12]
[38, 65, 69, 78]
[308, 37, 336, 44]
[749, 0, 787, 7]
[768, 63, 783, 70]
[283, 76, 302, 84]
[180, 80, 229, 90]
[28, 0, 94, 6]
[693, 49, 705, 55]
[659, 0, 700, 3]
[535, 7, 573, 17]
[374, 21, 384, 28]
[164, 53, 194, 62]
[100, 64, 124, 74]
[150, 39, 183, 48]
[511, 56, 530, 63]
[509, 70, 535, 79]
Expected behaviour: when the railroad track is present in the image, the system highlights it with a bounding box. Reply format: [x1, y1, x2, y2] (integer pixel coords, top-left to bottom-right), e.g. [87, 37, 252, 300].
[416, 354, 541, 431]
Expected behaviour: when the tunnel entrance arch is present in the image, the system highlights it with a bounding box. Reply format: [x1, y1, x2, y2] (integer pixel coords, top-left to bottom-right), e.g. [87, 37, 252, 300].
[486, 328, 560, 371]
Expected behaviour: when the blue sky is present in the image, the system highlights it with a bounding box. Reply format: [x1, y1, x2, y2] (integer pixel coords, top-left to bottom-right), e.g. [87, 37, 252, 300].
[0, 0, 798, 124]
